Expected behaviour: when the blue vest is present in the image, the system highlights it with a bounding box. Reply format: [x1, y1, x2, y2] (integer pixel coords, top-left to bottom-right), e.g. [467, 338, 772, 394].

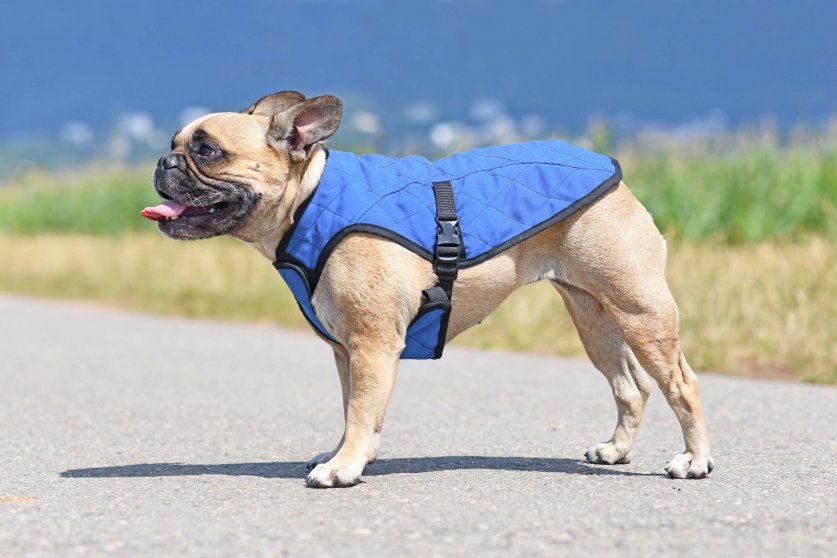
[273, 141, 621, 359]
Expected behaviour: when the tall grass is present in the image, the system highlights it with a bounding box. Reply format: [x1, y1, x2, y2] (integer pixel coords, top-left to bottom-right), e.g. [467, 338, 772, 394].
[623, 142, 837, 242]
[0, 168, 157, 235]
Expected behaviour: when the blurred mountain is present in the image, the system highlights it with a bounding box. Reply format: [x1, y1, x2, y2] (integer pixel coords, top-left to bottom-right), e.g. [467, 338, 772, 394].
[1, 0, 835, 145]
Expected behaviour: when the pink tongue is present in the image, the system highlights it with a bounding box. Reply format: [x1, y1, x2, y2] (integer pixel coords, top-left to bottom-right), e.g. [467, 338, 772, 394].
[140, 200, 187, 221]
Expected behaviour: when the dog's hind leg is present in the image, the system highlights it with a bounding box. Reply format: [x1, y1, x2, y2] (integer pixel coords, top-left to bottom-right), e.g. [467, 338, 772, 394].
[602, 288, 713, 479]
[555, 183, 713, 478]
[552, 281, 653, 465]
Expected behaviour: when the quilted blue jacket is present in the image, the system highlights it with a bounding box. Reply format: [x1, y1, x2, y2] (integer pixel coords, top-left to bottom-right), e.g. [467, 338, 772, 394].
[273, 140, 621, 359]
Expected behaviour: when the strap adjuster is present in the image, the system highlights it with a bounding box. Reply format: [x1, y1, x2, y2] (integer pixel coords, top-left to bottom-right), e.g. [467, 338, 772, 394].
[434, 219, 461, 279]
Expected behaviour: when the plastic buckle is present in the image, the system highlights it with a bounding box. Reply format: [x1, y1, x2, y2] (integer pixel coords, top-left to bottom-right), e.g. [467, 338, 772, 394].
[434, 219, 461, 279]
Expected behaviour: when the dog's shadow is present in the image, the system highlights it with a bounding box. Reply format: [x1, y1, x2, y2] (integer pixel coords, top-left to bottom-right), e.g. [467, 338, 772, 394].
[61, 455, 656, 480]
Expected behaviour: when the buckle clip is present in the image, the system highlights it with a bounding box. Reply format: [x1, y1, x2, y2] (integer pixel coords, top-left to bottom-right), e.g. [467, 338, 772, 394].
[434, 219, 461, 279]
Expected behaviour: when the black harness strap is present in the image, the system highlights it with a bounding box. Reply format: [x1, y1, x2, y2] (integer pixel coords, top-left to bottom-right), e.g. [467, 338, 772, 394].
[422, 284, 450, 304]
[427, 181, 462, 301]
[432, 180, 459, 221]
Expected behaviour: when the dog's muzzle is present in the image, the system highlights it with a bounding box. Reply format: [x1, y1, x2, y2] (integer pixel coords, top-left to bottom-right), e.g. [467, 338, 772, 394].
[142, 152, 255, 239]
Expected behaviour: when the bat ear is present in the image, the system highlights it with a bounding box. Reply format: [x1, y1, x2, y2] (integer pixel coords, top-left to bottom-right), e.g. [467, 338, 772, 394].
[241, 91, 306, 117]
[267, 95, 343, 162]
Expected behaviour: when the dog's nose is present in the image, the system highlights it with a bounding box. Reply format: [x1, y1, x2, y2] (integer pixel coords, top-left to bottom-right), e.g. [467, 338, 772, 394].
[158, 153, 185, 171]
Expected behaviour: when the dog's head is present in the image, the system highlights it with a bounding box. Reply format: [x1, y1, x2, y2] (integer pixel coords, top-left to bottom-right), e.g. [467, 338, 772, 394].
[143, 91, 343, 243]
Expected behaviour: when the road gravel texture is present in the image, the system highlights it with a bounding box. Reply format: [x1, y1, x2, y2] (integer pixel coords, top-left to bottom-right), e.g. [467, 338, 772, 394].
[1, 294, 835, 557]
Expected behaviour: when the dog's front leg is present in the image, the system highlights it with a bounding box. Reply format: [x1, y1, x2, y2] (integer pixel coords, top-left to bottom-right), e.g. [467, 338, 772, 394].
[306, 343, 400, 488]
[307, 347, 350, 470]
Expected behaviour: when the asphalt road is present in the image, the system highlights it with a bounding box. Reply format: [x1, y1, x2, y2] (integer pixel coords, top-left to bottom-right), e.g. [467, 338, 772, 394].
[1, 294, 835, 557]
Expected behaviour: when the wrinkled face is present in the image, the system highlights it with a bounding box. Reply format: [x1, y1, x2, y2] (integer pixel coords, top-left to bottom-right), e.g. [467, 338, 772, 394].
[144, 91, 343, 241]
[148, 114, 268, 240]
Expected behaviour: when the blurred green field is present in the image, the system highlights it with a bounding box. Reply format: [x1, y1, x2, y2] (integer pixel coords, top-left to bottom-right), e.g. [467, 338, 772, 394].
[0, 168, 156, 235]
[1, 134, 835, 241]
[621, 141, 837, 242]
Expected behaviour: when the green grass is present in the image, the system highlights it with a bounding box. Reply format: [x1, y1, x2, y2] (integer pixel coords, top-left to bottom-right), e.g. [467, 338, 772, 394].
[1, 136, 835, 242]
[0, 167, 159, 235]
[624, 145, 837, 242]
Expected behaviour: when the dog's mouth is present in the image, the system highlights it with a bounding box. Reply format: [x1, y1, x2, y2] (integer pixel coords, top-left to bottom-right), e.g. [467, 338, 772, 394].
[141, 189, 254, 240]
[140, 199, 233, 222]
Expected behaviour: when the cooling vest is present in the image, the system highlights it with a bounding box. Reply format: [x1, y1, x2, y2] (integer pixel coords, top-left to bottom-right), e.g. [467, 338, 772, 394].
[273, 140, 621, 359]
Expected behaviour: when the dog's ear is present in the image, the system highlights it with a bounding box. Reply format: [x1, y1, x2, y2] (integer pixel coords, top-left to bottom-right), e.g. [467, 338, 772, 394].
[267, 95, 343, 162]
[241, 91, 306, 117]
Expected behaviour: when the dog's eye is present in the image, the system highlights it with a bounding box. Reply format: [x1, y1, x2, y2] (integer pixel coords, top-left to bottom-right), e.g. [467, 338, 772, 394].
[198, 144, 217, 157]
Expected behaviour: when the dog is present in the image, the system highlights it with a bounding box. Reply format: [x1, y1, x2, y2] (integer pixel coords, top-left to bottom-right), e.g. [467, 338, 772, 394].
[141, 90, 713, 488]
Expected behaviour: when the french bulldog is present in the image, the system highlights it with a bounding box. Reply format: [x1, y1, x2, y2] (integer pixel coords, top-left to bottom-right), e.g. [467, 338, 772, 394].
[142, 91, 713, 488]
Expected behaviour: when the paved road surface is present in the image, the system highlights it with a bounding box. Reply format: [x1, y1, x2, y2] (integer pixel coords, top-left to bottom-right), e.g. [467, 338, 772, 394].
[1, 295, 834, 557]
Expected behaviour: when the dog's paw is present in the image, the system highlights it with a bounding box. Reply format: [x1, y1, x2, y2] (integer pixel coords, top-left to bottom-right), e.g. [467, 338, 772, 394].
[307, 449, 376, 470]
[307, 449, 338, 470]
[665, 452, 714, 479]
[306, 460, 364, 488]
[585, 442, 631, 465]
